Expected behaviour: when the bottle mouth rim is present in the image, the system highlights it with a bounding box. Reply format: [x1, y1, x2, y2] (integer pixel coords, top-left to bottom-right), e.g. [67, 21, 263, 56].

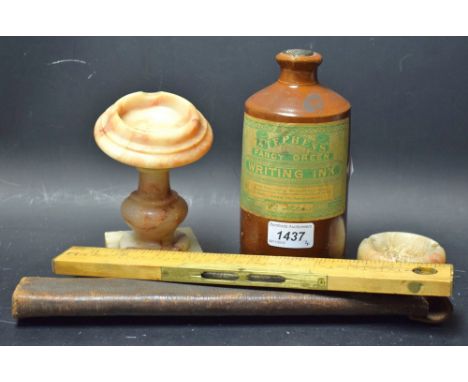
[276, 50, 323, 68]
[281, 49, 315, 57]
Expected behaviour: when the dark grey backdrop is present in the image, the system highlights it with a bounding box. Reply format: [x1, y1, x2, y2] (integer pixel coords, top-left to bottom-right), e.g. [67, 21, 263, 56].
[0, 37, 467, 345]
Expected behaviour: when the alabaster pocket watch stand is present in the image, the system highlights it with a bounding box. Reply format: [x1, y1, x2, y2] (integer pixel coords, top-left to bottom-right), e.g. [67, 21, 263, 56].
[94, 91, 213, 252]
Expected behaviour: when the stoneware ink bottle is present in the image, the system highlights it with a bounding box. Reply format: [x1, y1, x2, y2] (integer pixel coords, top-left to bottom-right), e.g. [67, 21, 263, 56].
[240, 49, 351, 258]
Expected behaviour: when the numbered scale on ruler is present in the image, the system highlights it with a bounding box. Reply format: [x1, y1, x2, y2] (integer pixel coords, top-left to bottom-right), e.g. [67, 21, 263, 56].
[267, 221, 314, 249]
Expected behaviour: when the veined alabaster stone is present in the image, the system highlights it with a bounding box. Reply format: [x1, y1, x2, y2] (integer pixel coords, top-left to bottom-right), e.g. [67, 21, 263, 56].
[357, 232, 446, 264]
[94, 91, 213, 250]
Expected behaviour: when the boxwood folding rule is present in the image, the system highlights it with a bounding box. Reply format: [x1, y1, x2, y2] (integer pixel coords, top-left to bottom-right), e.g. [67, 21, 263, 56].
[52, 246, 453, 297]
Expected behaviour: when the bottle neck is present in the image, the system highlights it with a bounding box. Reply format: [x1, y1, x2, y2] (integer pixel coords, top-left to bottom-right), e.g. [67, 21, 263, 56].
[275, 50, 322, 85]
[278, 67, 318, 85]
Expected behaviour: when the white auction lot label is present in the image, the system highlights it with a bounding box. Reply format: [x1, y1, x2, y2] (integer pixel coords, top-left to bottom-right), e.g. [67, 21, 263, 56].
[267, 221, 314, 249]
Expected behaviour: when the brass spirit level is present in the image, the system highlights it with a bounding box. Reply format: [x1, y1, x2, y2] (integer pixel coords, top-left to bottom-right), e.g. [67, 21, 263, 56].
[52, 246, 453, 297]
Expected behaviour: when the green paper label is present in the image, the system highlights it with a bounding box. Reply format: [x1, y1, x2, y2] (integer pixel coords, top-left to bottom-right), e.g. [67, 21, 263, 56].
[240, 114, 349, 221]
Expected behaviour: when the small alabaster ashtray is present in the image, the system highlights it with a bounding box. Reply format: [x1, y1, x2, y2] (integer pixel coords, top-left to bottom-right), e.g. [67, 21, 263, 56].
[357, 232, 446, 264]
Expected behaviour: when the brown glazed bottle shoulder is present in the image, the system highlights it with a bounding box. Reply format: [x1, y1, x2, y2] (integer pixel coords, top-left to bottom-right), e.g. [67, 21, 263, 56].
[245, 81, 351, 123]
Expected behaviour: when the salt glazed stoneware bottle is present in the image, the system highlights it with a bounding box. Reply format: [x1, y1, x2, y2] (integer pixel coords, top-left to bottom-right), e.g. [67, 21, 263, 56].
[240, 49, 351, 258]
